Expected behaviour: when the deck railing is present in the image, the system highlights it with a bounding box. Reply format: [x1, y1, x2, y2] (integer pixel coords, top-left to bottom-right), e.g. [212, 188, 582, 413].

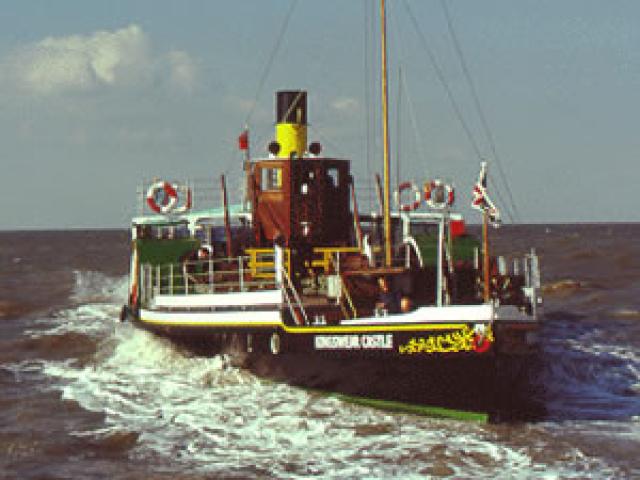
[139, 249, 289, 305]
[245, 248, 291, 279]
[137, 177, 246, 216]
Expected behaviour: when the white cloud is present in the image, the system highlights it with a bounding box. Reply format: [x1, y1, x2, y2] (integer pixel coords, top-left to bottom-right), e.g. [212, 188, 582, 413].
[330, 96, 359, 112]
[166, 50, 197, 92]
[4, 24, 197, 95]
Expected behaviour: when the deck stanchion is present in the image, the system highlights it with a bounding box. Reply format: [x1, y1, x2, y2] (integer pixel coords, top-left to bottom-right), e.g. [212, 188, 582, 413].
[146, 264, 152, 303]
[437, 216, 444, 307]
[209, 259, 214, 294]
[275, 245, 284, 287]
[140, 263, 146, 305]
[239, 256, 244, 291]
[155, 265, 160, 297]
[169, 263, 174, 295]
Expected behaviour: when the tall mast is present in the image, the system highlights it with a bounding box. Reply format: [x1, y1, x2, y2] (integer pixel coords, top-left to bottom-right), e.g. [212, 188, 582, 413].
[380, 0, 392, 267]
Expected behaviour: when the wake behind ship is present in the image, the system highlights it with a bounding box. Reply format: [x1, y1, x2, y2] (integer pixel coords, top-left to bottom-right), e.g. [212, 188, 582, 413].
[122, 89, 543, 419]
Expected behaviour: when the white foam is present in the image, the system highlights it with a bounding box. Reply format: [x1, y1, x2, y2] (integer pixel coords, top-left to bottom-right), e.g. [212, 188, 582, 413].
[26, 272, 128, 338]
[35, 323, 626, 478]
[71, 270, 129, 304]
[15, 271, 629, 478]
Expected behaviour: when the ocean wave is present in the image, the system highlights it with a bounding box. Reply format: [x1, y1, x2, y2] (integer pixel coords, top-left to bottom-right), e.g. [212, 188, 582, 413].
[34, 322, 624, 478]
[610, 308, 640, 320]
[71, 270, 129, 305]
[541, 328, 640, 422]
[544, 310, 587, 321]
[568, 249, 600, 261]
[24, 272, 128, 340]
[0, 300, 29, 319]
[26, 303, 121, 340]
[10, 332, 96, 363]
[542, 279, 586, 296]
[70, 429, 140, 455]
[11, 266, 630, 478]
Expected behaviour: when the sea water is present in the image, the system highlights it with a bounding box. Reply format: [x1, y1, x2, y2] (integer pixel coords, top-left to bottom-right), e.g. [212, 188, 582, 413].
[0, 226, 638, 478]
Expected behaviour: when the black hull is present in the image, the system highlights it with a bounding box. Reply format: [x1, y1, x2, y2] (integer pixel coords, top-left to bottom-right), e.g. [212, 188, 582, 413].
[132, 318, 544, 421]
[248, 353, 542, 421]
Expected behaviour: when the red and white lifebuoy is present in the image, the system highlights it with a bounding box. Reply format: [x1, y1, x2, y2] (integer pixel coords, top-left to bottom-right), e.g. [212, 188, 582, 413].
[394, 181, 422, 212]
[172, 185, 192, 214]
[424, 179, 454, 209]
[146, 181, 178, 214]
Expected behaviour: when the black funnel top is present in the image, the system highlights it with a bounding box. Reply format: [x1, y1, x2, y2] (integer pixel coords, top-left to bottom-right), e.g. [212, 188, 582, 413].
[276, 90, 307, 124]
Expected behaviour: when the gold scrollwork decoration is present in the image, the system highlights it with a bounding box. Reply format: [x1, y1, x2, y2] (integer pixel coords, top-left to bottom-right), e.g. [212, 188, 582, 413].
[398, 325, 493, 355]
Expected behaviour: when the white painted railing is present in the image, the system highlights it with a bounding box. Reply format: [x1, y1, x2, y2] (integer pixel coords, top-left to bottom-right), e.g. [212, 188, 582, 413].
[139, 254, 278, 306]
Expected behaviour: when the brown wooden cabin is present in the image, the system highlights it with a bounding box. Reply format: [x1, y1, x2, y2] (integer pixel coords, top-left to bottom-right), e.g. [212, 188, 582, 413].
[250, 157, 352, 249]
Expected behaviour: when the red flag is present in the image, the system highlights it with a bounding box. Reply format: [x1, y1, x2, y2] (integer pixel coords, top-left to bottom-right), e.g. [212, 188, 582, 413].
[238, 130, 249, 150]
[450, 219, 466, 238]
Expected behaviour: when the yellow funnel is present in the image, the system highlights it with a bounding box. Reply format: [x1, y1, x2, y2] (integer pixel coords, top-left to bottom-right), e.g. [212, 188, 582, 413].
[275, 90, 307, 159]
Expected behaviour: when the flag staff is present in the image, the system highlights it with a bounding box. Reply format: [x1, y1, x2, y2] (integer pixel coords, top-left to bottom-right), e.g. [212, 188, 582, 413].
[472, 161, 499, 303]
[483, 209, 490, 302]
[239, 127, 250, 211]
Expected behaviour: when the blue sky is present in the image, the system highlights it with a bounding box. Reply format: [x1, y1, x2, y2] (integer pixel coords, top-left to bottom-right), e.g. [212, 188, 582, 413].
[1, 0, 639, 228]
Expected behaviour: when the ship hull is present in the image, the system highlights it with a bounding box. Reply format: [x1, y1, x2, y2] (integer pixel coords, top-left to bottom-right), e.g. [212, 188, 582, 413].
[130, 309, 543, 421]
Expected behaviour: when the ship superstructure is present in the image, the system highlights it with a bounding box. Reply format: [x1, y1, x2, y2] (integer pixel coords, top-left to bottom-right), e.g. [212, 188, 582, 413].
[123, 89, 542, 418]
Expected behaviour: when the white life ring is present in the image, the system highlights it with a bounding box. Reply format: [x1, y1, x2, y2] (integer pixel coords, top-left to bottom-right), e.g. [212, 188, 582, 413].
[146, 181, 178, 214]
[172, 185, 192, 214]
[424, 179, 454, 209]
[394, 181, 422, 212]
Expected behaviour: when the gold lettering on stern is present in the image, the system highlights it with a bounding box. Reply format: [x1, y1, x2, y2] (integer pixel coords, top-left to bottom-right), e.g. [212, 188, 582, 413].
[398, 325, 493, 354]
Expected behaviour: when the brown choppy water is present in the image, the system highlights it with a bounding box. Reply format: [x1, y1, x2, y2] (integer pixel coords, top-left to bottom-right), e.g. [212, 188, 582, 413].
[1, 226, 639, 479]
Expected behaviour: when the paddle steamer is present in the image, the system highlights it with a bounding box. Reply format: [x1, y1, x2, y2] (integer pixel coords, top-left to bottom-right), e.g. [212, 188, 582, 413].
[122, 2, 542, 418]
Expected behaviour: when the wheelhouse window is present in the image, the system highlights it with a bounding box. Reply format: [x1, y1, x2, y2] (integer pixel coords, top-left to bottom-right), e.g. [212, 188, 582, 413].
[261, 167, 283, 191]
[326, 167, 339, 188]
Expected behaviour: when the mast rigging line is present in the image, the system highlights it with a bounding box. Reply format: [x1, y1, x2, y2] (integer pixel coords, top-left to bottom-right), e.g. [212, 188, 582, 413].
[388, 0, 428, 183]
[364, 0, 374, 212]
[244, 0, 299, 128]
[396, 66, 402, 188]
[363, 0, 383, 215]
[401, 0, 516, 223]
[439, 0, 521, 223]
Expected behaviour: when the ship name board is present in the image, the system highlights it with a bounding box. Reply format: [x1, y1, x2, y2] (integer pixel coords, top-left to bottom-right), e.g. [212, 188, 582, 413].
[314, 334, 393, 350]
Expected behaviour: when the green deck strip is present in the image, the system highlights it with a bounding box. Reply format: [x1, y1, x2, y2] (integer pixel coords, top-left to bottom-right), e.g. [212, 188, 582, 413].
[136, 238, 201, 296]
[136, 238, 200, 265]
[414, 233, 480, 266]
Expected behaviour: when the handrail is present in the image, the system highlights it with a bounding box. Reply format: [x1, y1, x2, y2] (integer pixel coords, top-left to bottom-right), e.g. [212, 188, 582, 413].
[341, 278, 358, 319]
[311, 246, 361, 273]
[281, 265, 308, 325]
[136, 176, 246, 216]
[246, 248, 291, 279]
[402, 236, 424, 268]
[327, 252, 358, 319]
[139, 254, 278, 304]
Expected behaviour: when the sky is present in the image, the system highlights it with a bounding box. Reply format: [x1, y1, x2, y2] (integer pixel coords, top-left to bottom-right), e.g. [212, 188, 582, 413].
[1, 0, 639, 229]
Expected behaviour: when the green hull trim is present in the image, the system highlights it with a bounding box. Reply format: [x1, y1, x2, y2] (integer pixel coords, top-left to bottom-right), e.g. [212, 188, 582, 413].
[295, 385, 489, 422]
[258, 377, 489, 421]
[333, 393, 489, 422]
